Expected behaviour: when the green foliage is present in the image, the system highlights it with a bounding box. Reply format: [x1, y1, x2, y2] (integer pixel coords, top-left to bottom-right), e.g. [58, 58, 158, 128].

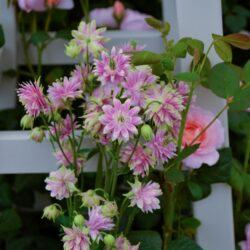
[173, 40, 188, 58]
[0, 209, 22, 233]
[174, 72, 199, 82]
[243, 60, 250, 83]
[166, 168, 185, 184]
[131, 51, 162, 66]
[0, 24, 5, 48]
[168, 236, 202, 250]
[31, 32, 51, 47]
[214, 40, 232, 62]
[128, 231, 162, 250]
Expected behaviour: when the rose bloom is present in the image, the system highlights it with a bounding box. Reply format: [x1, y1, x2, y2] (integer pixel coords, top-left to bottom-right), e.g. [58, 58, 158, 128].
[182, 106, 224, 169]
[239, 224, 250, 250]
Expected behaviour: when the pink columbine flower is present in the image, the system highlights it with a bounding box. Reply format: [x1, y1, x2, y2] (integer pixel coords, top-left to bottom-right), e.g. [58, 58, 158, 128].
[48, 77, 82, 109]
[126, 179, 162, 213]
[62, 226, 90, 250]
[86, 206, 114, 241]
[119, 42, 145, 53]
[120, 144, 154, 177]
[122, 67, 157, 107]
[17, 0, 73, 12]
[70, 65, 88, 90]
[182, 106, 224, 169]
[54, 146, 84, 175]
[146, 130, 176, 163]
[71, 20, 108, 58]
[145, 85, 185, 127]
[17, 80, 49, 117]
[45, 166, 77, 200]
[94, 47, 130, 86]
[115, 235, 140, 250]
[50, 114, 78, 142]
[99, 99, 142, 142]
[239, 224, 250, 250]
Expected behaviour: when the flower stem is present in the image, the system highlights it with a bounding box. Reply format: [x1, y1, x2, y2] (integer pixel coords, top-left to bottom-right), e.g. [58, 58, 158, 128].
[243, 125, 250, 173]
[95, 149, 103, 188]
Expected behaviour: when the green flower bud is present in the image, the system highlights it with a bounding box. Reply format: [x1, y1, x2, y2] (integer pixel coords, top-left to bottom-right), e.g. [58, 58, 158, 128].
[65, 42, 81, 58]
[20, 115, 34, 129]
[74, 214, 85, 227]
[30, 127, 45, 143]
[42, 204, 61, 222]
[53, 112, 62, 122]
[104, 234, 115, 247]
[102, 201, 118, 218]
[141, 124, 154, 141]
[81, 190, 102, 208]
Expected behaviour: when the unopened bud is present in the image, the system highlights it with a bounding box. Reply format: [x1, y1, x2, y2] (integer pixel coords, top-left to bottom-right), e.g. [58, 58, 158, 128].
[42, 204, 61, 222]
[102, 201, 118, 218]
[30, 127, 45, 143]
[113, 0, 125, 22]
[104, 234, 115, 247]
[141, 124, 153, 141]
[65, 42, 81, 58]
[81, 190, 102, 208]
[74, 214, 85, 227]
[20, 115, 34, 129]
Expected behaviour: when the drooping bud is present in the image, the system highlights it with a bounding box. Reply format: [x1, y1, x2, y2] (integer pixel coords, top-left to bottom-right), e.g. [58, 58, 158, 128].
[65, 41, 81, 58]
[141, 124, 154, 141]
[113, 0, 125, 23]
[42, 204, 62, 222]
[20, 114, 34, 129]
[30, 127, 45, 143]
[104, 234, 116, 247]
[102, 201, 118, 218]
[81, 190, 102, 208]
[73, 214, 85, 227]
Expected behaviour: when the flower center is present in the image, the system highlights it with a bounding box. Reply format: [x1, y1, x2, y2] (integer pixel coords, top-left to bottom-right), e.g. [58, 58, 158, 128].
[109, 59, 116, 70]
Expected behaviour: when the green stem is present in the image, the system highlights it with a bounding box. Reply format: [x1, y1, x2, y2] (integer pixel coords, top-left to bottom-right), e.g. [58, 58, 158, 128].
[198, 42, 214, 75]
[80, 0, 90, 22]
[95, 150, 103, 188]
[190, 104, 228, 146]
[37, 47, 43, 76]
[110, 159, 119, 199]
[45, 9, 52, 32]
[116, 198, 128, 232]
[125, 210, 137, 235]
[243, 125, 250, 173]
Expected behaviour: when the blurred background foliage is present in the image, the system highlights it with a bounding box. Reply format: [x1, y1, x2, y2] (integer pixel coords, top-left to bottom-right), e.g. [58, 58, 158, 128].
[0, 0, 249, 249]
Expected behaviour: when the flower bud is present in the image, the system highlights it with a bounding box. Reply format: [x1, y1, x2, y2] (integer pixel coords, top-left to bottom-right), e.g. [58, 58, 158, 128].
[113, 0, 125, 22]
[104, 234, 115, 247]
[73, 214, 85, 227]
[30, 127, 45, 143]
[65, 42, 81, 58]
[42, 204, 61, 222]
[20, 115, 34, 129]
[141, 124, 153, 141]
[81, 190, 102, 208]
[53, 112, 62, 122]
[102, 201, 118, 218]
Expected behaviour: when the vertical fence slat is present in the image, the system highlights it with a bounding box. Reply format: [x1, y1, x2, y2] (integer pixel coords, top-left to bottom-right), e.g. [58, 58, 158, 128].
[0, 2, 17, 110]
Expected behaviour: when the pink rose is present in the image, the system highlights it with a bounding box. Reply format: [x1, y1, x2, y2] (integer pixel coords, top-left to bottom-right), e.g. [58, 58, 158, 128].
[90, 7, 118, 29]
[239, 224, 250, 250]
[113, 0, 125, 21]
[182, 106, 224, 169]
[120, 9, 153, 31]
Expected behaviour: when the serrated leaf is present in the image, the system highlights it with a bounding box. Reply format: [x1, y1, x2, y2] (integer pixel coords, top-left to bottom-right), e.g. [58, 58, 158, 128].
[168, 236, 202, 250]
[243, 60, 250, 83]
[128, 231, 162, 250]
[223, 33, 250, 50]
[131, 51, 162, 66]
[207, 62, 240, 98]
[214, 40, 232, 62]
[174, 72, 199, 82]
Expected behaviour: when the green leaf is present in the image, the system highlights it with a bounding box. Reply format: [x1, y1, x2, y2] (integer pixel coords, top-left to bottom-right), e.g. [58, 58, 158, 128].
[223, 33, 250, 50]
[0, 209, 22, 232]
[168, 236, 202, 250]
[131, 51, 162, 66]
[162, 55, 174, 71]
[229, 159, 244, 192]
[31, 32, 51, 46]
[243, 173, 250, 199]
[228, 111, 250, 135]
[214, 40, 232, 62]
[195, 148, 232, 184]
[229, 86, 250, 110]
[207, 62, 240, 98]
[187, 39, 204, 56]
[173, 41, 188, 58]
[0, 24, 5, 48]
[243, 60, 250, 83]
[181, 217, 201, 230]
[145, 17, 162, 30]
[128, 231, 162, 250]
[177, 144, 200, 162]
[166, 167, 185, 183]
[174, 72, 199, 82]
[187, 181, 204, 200]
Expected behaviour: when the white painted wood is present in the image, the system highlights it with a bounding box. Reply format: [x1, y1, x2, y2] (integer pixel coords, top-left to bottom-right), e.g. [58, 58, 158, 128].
[168, 0, 235, 249]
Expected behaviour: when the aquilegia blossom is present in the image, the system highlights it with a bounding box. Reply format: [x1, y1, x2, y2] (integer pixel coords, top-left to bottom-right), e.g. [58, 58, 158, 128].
[94, 47, 130, 86]
[182, 106, 224, 169]
[86, 206, 114, 240]
[115, 235, 140, 250]
[17, 80, 49, 117]
[48, 77, 82, 109]
[120, 144, 154, 177]
[45, 166, 77, 200]
[126, 179, 162, 213]
[99, 99, 142, 142]
[71, 20, 108, 58]
[62, 226, 90, 250]
[146, 130, 176, 163]
[239, 224, 250, 250]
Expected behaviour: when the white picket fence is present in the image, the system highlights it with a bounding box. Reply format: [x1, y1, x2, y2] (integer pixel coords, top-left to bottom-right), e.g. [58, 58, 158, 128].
[0, 0, 235, 249]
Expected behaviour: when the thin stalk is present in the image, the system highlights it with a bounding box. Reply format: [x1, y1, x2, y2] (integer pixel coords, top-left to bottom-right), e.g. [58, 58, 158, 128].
[95, 150, 103, 188]
[198, 42, 214, 75]
[45, 9, 52, 32]
[244, 125, 250, 173]
[190, 104, 228, 146]
[37, 47, 43, 76]
[124, 210, 137, 235]
[126, 131, 141, 164]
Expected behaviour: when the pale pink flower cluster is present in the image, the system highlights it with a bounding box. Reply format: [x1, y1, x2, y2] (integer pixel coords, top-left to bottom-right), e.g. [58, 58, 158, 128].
[239, 224, 250, 250]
